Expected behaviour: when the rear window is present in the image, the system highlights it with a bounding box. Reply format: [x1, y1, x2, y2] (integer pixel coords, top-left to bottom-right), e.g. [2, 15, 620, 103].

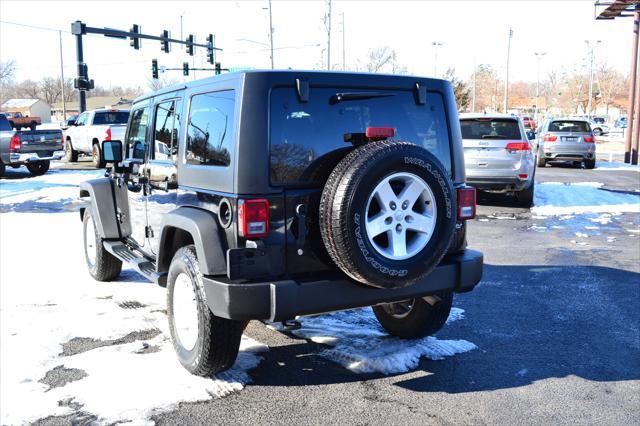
[548, 121, 591, 132]
[93, 111, 129, 125]
[0, 115, 11, 131]
[270, 87, 451, 185]
[460, 118, 522, 140]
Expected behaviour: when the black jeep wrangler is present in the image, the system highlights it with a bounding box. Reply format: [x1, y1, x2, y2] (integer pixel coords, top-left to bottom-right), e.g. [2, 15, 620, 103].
[79, 71, 482, 376]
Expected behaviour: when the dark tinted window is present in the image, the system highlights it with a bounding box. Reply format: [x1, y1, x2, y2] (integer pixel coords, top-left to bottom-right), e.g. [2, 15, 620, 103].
[125, 107, 149, 160]
[460, 118, 522, 140]
[0, 115, 11, 131]
[186, 90, 235, 167]
[153, 100, 180, 161]
[93, 111, 129, 125]
[270, 87, 451, 185]
[549, 120, 591, 132]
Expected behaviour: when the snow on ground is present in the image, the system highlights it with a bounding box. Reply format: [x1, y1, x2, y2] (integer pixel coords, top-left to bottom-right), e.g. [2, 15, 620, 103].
[0, 213, 267, 425]
[532, 182, 640, 217]
[270, 307, 475, 375]
[593, 161, 640, 172]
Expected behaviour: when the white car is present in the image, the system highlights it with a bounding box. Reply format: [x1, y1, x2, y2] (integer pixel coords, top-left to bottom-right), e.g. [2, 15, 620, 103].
[64, 109, 129, 168]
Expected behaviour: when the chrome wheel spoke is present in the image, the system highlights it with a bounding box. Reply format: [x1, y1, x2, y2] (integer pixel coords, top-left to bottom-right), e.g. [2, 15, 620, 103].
[398, 179, 424, 207]
[375, 181, 397, 208]
[406, 214, 435, 235]
[367, 213, 391, 237]
[390, 228, 407, 257]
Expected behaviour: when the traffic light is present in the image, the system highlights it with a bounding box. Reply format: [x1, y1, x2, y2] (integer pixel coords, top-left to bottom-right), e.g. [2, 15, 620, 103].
[129, 24, 141, 50]
[160, 30, 170, 53]
[183, 62, 189, 76]
[152, 59, 158, 79]
[215, 62, 221, 75]
[186, 34, 194, 56]
[207, 34, 214, 64]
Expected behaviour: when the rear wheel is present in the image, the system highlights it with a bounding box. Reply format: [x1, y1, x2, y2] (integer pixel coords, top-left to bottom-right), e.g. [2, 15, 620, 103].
[92, 143, 105, 168]
[26, 160, 50, 176]
[0, 161, 5, 177]
[167, 245, 247, 376]
[29, 122, 37, 131]
[373, 291, 454, 339]
[536, 154, 546, 167]
[516, 182, 535, 208]
[65, 139, 78, 162]
[584, 158, 596, 169]
[83, 209, 122, 281]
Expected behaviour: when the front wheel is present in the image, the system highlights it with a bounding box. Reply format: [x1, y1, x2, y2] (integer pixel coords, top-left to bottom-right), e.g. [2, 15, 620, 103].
[26, 160, 50, 176]
[92, 143, 105, 168]
[65, 140, 78, 162]
[593, 128, 602, 136]
[83, 209, 122, 281]
[167, 245, 247, 376]
[584, 158, 596, 169]
[373, 291, 454, 339]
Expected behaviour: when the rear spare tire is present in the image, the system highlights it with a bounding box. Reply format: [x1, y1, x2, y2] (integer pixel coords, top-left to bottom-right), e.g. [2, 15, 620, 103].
[319, 141, 456, 289]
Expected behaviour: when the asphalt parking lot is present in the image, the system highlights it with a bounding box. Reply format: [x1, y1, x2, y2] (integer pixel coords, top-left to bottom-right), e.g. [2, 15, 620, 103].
[2, 161, 638, 425]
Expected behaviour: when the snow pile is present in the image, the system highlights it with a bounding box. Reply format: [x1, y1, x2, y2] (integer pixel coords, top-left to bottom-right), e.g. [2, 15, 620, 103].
[594, 162, 640, 172]
[0, 169, 103, 211]
[532, 182, 640, 216]
[273, 307, 475, 375]
[1, 213, 267, 425]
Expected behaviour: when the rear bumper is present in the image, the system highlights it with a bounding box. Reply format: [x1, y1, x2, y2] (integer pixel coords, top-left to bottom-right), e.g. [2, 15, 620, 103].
[543, 145, 595, 161]
[466, 175, 529, 191]
[203, 249, 483, 321]
[9, 150, 64, 164]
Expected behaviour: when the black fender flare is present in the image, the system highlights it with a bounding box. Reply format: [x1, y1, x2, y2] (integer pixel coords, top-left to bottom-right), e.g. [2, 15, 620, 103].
[79, 178, 132, 239]
[158, 206, 227, 277]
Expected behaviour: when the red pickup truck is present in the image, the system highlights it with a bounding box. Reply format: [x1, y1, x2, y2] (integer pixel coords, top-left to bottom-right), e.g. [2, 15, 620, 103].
[1, 112, 42, 130]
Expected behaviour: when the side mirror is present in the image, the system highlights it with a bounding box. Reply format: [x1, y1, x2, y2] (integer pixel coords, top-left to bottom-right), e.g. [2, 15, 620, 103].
[103, 140, 123, 163]
[526, 131, 536, 140]
[67, 120, 77, 126]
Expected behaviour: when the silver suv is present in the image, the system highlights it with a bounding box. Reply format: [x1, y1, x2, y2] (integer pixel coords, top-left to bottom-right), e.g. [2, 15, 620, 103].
[459, 114, 536, 207]
[536, 118, 596, 169]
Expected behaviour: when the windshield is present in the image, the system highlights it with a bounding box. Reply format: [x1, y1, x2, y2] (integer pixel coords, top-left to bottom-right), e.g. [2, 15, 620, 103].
[270, 87, 451, 185]
[93, 111, 129, 125]
[460, 118, 522, 140]
[549, 121, 591, 133]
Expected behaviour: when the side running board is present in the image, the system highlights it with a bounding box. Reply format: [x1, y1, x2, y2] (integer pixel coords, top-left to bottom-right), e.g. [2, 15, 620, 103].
[102, 241, 166, 284]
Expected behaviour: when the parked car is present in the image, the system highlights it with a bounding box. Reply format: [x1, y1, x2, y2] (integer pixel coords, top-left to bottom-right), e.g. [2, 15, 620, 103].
[536, 118, 596, 169]
[615, 117, 628, 129]
[0, 114, 64, 177]
[589, 119, 609, 136]
[459, 113, 536, 207]
[1, 111, 42, 130]
[521, 116, 536, 130]
[79, 71, 483, 377]
[64, 109, 129, 168]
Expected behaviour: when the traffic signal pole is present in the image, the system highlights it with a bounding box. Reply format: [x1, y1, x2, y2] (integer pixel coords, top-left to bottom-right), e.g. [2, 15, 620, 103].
[74, 23, 87, 113]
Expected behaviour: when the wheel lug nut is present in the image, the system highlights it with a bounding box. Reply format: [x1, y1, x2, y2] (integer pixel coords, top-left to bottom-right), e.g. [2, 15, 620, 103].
[402, 201, 408, 210]
[396, 224, 402, 232]
[390, 201, 396, 210]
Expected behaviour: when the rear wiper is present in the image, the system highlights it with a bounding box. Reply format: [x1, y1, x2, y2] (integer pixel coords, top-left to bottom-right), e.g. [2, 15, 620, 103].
[329, 92, 395, 105]
[481, 135, 508, 139]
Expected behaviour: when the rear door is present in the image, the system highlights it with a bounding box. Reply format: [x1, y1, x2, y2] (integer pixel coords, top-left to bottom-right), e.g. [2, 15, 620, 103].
[460, 117, 527, 172]
[71, 112, 90, 152]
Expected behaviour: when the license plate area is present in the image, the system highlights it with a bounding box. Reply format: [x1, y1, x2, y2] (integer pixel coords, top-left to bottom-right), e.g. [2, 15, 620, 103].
[563, 137, 578, 142]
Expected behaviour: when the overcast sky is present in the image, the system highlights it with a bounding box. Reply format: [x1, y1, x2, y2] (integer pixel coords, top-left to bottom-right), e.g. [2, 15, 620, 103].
[0, 0, 632, 90]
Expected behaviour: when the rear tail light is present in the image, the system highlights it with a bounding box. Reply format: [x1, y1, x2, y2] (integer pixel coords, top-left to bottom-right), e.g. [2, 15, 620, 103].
[584, 135, 595, 143]
[457, 187, 476, 220]
[505, 141, 530, 151]
[365, 127, 395, 138]
[544, 134, 557, 142]
[9, 135, 21, 151]
[105, 128, 112, 141]
[238, 199, 270, 238]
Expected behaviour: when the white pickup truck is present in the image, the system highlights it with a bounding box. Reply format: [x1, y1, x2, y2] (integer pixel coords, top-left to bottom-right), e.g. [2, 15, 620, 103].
[64, 109, 129, 168]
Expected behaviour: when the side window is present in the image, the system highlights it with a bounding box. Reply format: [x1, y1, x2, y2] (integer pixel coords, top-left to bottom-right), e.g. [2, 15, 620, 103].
[126, 107, 149, 160]
[153, 100, 181, 161]
[186, 90, 235, 167]
[76, 113, 87, 126]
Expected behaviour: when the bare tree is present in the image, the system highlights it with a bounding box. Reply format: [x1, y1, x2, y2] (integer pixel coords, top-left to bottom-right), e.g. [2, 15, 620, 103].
[365, 46, 395, 73]
[597, 64, 627, 115]
[14, 79, 40, 99]
[467, 64, 503, 113]
[0, 60, 16, 83]
[444, 68, 471, 111]
[40, 77, 62, 105]
[147, 77, 178, 91]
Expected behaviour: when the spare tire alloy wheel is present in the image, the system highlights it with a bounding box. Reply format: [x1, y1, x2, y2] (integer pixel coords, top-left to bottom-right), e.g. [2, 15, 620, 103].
[320, 141, 456, 289]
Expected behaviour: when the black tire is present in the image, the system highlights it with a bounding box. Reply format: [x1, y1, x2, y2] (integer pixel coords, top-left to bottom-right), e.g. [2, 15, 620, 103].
[26, 160, 50, 176]
[29, 122, 37, 131]
[0, 161, 5, 177]
[373, 290, 454, 339]
[167, 245, 247, 376]
[83, 209, 122, 281]
[536, 154, 546, 167]
[516, 182, 535, 208]
[584, 158, 596, 169]
[593, 128, 602, 136]
[319, 141, 456, 289]
[92, 143, 105, 168]
[65, 139, 78, 162]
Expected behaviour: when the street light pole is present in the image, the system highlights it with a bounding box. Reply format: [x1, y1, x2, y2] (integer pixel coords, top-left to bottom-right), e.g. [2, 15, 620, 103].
[503, 28, 513, 114]
[432, 41, 443, 76]
[341, 12, 346, 71]
[585, 40, 601, 118]
[326, 0, 332, 70]
[58, 30, 67, 120]
[534, 52, 546, 123]
[268, 0, 274, 69]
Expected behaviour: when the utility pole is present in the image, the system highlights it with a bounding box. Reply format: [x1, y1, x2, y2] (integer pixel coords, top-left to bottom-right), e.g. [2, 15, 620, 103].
[341, 12, 346, 71]
[503, 28, 513, 114]
[432, 41, 443, 76]
[626, 10, 640, 164]
[58, 31, 67, 120]
[268, 0, 274, 69]
[585, 40, 601, 118]
[534, 52, 546, 123]
[326, 0, 332, 70]
[73, 22, 87, 113]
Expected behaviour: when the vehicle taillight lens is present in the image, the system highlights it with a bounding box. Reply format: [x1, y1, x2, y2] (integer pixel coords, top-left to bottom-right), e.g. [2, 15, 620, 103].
[584, 135, 595, 143]
[10, 135, 21, 151]
[105, 128, 112, 141]
[544, 134, 557, 142]
[238, 199, 270, 238]
[457, 187, 476, 220]
[505, 141, 530, 151]
[365, 127, 395, 138]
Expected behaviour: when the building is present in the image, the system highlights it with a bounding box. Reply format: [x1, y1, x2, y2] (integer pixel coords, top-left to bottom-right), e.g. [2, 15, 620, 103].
[51, 96, 133, 121]
[0, 99, 52, 123]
